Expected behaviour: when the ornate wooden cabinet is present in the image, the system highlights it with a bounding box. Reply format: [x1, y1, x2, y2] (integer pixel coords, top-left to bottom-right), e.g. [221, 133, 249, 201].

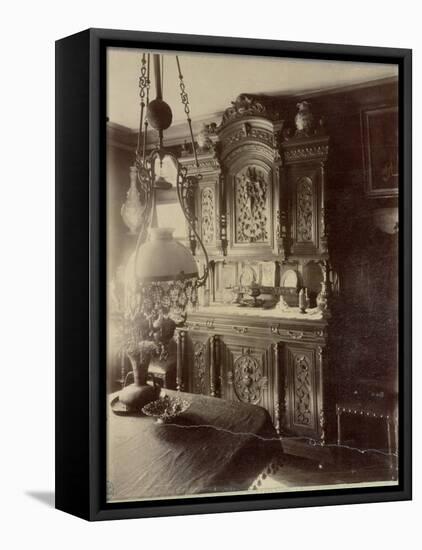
[177, 309, 330, 452]
[175, 95, 335, 459]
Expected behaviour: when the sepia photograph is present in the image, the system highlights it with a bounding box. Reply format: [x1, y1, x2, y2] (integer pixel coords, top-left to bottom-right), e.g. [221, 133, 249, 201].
[105, 46, 401, 504]
[2, 0, 418, 542]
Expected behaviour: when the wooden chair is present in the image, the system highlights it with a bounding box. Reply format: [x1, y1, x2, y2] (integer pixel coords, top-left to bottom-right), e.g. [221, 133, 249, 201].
[336, 381, 398, 479]
[148, 355, 177, 389]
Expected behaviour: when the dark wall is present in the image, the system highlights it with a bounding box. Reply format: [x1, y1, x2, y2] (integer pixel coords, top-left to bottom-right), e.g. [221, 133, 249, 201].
[305, 81, 399, 394]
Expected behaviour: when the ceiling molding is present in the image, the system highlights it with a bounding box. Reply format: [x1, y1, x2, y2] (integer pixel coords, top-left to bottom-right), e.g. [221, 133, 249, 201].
[107, 122, 137, 152]
[107, 77, 399, 150]
[292, 75, 398, 100]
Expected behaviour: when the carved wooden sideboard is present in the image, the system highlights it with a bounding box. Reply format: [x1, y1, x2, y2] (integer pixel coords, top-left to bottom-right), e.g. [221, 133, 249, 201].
[175, 94, 335, 459]
[176, 308, 331, 454]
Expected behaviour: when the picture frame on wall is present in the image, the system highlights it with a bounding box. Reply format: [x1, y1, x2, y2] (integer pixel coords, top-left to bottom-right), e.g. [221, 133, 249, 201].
[55, 28, 412, 521]
[362, 105, 399, 197]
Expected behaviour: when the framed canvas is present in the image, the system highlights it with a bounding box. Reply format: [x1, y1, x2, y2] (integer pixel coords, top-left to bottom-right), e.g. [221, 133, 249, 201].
[362, 105, 399, 197]
[55, 28, 412, 521]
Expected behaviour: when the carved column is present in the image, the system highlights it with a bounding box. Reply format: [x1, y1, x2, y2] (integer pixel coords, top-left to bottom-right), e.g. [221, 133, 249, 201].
[317, 345, 326, 446]
[214, 334, 220, 397]
[279, 209, 289, 261]
[320, 161, 328, 254]
[219, 173, 228, 256]
[176, 329, 186, 391]
[193, 341, 207, 395]
[275, 157, 289, 261]
[272, 342, 282, 434]
[187, 177, 198, 256]
[209, 334, 219, 397]
[209, 260, 216, 302]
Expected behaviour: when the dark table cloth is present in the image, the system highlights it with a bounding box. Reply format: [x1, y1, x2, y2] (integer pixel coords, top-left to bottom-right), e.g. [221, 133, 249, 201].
[107, 390, 282, 501]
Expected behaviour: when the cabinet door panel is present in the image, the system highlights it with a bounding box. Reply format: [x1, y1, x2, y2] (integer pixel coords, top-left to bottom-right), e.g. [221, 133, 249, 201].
[198, 180, 220, 255]
[289, 164, 320, 256]
[285, 345, 318, 437]
[226, 160, 277, 257]
[219, 337, 275, 424]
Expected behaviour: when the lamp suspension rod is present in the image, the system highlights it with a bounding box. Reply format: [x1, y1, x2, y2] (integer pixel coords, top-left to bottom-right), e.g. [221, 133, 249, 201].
[153, 54, 163, 99]
[176, 55, 199, 168]
[152, 54, 164, 150]
[142, 54, 150, 165]
[161, 55, 164, 97]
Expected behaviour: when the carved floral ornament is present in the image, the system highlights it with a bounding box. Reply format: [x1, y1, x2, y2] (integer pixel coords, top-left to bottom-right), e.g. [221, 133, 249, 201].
[193, 341, 207, 395]
[179, 98, 327, 165]
[179, 155, 221, 174]
[222, 124, 276, 149]
[284, 144, 329, 162]
[233, 351, 267, 404]
[200, 187, 215, 244]
[294, 354, 313, 426]
[221, 94, 267, 125]
[296, 176, 314, 242]
[221, 94, 327, 132]
[235, 166, 269, 243]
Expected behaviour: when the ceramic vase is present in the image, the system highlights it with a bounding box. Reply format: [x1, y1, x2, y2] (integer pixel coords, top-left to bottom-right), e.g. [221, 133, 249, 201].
[295, 101, 314, 136]
[316, 282, 329, 314]
[119, 351, 159, 411]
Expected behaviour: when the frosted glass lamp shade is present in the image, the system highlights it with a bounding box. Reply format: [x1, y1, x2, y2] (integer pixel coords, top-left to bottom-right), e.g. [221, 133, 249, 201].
[135, 227, 198, 282]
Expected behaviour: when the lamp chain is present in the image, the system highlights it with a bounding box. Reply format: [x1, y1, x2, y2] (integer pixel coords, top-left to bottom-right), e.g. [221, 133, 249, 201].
[176, 56, 199, 167]
[136, 53, 151, 165]
[136, 54, 147, 160]
[134, 54, 153, 256]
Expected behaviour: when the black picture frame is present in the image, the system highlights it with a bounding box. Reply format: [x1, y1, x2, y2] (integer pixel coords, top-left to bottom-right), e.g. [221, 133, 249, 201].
[55, 28, 412, 521]
[362, 105, 399, 197]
